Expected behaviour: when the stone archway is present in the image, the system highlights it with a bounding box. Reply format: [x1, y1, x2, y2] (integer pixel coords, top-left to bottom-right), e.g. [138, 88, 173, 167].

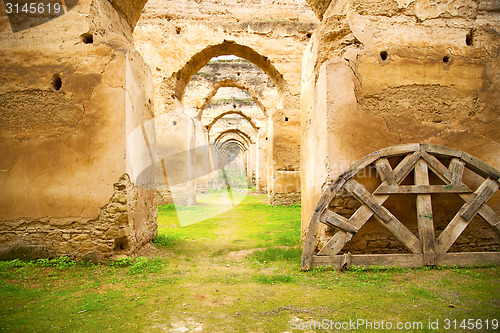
[206, 111, 259, 133]
[197, 80, 268, 119]
[164, 40, 288, 102]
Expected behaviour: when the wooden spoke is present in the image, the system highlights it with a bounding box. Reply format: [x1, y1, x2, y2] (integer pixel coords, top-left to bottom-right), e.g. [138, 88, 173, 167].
[449, 158, 465, 185]
[436, 178, 499, 254]
[344, 179, 391, 222]
[421, 151, 454, 183]
[414, 159, 437, 266]
[320, 209, 359, 234]
[374, 158, 395, 184]
[393, 151, 422, 184]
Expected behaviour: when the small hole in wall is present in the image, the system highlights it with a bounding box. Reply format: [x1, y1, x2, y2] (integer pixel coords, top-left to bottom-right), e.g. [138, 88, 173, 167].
[443, 55, 450, 63]
[50, 74, 62, 90]
[233, 104, 237, 109]
[114, 237, 129, 251]
[306, 32, 312, 38]
[284, 117, 288, 121]
[80, 32, 93, 44]
[265, 137, 268, 140]
[466, 31, 473, 46]
[237, 72, 241, 76]
[380, 51, 388, 61]
[173, 121, 177, 125]
[176, 27, 181, 34]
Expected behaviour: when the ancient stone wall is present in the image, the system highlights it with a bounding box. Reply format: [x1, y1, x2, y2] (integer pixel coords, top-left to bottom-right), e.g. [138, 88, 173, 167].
[301, 0, 500, 251]
[0, 0, 157, 260]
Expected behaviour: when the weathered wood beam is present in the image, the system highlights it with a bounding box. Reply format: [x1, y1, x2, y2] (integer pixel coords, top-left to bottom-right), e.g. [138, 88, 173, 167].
[312, 252, 500, 269]
[415, 159, 437, 266]
[374, 184, 472, 194]
[436, 178, 499, 254]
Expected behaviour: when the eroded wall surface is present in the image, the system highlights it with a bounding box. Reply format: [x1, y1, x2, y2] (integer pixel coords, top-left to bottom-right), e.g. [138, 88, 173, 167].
[0, 0, 157, 260]
[301, 0, 500, 252]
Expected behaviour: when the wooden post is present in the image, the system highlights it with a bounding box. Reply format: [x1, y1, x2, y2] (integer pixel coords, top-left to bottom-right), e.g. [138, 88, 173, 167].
[414, 159, 437, 266]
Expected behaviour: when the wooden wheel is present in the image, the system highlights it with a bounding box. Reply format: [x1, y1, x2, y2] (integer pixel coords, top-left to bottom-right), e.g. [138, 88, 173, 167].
[302, 143, 500, 270]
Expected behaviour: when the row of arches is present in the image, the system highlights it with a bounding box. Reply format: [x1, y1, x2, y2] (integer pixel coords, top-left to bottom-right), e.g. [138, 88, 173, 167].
[142, 38, 289, 204]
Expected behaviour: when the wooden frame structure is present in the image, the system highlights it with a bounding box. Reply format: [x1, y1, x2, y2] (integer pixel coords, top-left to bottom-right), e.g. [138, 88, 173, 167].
[302, 144, 500, 270]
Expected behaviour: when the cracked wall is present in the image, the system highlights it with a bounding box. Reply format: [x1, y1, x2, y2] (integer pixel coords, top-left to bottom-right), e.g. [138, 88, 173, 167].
[0, 0, 157, 260]
[301, 0, 500, 251]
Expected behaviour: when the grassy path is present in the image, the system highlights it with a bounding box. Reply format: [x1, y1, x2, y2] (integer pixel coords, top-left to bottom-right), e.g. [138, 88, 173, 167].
[0, 194, 499, 332]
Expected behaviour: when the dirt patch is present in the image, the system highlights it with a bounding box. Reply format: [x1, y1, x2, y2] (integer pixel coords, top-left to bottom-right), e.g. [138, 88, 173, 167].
[227, 248, 258, 260]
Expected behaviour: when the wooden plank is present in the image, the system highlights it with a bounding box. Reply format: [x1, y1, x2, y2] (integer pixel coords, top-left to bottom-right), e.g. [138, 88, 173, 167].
[456, 194, 500, 236]
[373, 184, 472, 194]
[312, 252, 500, 269]
[374, 158, 395, 184]
[317, 230, 353, 256]
[414, 159, 437, 266]
[436, 178, 499, 254]
[320, 209, 359, 234]
[449, 158, 465, 185]
[313, 254, 425, 269]
[461, 178, 499, 221]
[302, 179, 346, 270]
[341, 253, 352, 269]
[436, 252, 500, 267]
[421, 151, 453, 183]
[344, 179, 392, 222]
[462, 152, 500, 180]
[420, 143, 462, 158]
[393, 151, 422, 184]
[378, 143, 420, 157]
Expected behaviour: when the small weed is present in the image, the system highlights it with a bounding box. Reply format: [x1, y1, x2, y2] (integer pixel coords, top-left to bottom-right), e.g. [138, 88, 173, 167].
[129, 257, 163, 274]
[109, 257, 134, 267]
[346, 265, 366, 273]
[36, 256, 76, 269]
[0, 259, 26, 270]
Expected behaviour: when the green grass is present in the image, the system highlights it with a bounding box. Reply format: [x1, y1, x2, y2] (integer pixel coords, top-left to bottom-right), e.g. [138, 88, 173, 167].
[1, 194, 499, 332]
[251, 247, 302, 262]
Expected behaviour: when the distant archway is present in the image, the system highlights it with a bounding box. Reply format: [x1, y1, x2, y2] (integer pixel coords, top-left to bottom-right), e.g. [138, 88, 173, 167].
[206, 111, 259, 133]
[219, 139, 248, 153]
[198, 80, 268, 118]
[214, 129, 253, 146]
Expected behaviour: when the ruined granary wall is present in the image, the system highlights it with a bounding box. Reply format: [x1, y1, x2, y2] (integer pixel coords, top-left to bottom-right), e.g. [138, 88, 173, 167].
[0, 0, 157, 260]
[132, 0, 319, 204]
[301, 0, 500, 252]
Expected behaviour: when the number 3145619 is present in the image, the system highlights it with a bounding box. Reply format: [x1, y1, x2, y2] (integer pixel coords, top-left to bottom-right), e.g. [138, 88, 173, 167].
[5, 2, 62, 14]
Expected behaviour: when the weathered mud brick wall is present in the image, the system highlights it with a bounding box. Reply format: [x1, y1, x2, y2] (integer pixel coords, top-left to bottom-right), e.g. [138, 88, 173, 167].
[0, 0, 157, 260]
[301, 0, 500, 252]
